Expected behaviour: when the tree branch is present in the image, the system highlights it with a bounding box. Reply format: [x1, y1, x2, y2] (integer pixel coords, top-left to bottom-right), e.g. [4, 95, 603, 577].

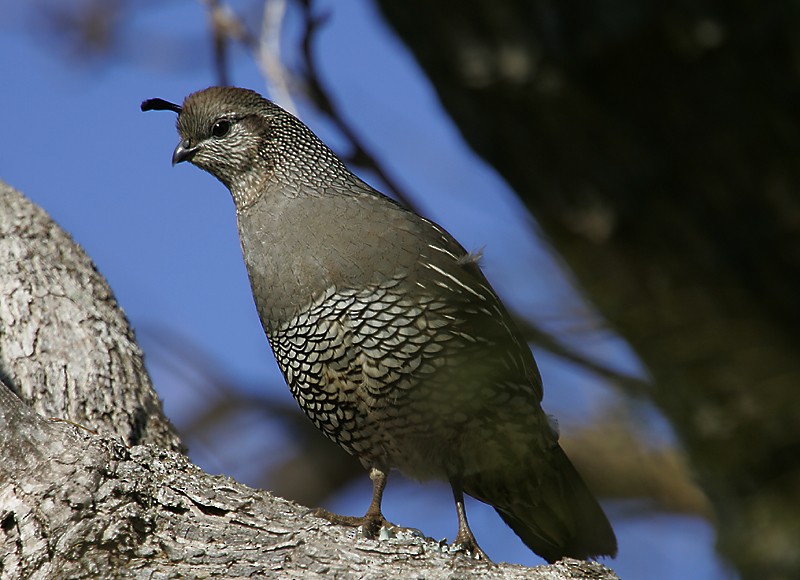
[0, 181, 182, 452]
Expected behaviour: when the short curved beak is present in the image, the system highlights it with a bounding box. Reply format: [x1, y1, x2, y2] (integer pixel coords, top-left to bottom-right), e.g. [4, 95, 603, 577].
[172, 139, 199, 165]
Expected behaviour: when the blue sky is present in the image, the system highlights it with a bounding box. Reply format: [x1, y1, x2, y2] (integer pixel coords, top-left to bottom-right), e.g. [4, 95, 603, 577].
[1, 1, 732, 578]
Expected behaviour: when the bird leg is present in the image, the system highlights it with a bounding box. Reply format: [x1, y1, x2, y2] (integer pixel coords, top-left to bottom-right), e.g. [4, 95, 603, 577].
[314, 467, 394, 539]
[450, 481, 491, 561]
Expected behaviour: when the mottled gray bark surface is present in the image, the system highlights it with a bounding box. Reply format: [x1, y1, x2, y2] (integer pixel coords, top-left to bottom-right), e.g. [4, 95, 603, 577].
[0, 180, 618, 578]
[0, 184, 182, 452]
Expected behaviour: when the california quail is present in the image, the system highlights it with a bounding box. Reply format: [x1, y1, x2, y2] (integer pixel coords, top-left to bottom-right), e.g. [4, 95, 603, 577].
[142, 87, 617, 563]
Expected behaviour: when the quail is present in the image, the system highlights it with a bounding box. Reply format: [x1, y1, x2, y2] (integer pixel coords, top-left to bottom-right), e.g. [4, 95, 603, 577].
[142, 87, 617, 563]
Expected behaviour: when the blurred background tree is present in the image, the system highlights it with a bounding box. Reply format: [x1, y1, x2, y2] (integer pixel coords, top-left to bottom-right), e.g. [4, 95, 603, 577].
[371, 2, 800, 579]
[8, 1, 799, 578]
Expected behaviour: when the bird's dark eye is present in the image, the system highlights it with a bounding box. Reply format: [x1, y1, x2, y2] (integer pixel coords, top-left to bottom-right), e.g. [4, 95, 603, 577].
[211, 119, 231, 138]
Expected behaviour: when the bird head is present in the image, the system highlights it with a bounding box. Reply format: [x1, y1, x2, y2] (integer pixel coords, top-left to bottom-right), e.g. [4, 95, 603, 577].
[142, 87, 279, 192]
[142, 86, 346, 207]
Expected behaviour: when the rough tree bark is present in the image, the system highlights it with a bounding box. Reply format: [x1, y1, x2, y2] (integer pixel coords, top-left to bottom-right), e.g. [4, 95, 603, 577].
[0, 179, 619, 578]
[0, 184, 183, 454]
[373, 2, 800, 579]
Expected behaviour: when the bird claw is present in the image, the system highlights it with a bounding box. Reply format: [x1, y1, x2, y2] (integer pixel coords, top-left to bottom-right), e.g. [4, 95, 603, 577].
[450, 534, 492, 562]
[312, 507, 395, 539]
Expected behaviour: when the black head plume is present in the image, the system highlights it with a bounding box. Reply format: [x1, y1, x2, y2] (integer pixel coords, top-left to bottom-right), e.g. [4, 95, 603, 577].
[141, 98, 182, 114]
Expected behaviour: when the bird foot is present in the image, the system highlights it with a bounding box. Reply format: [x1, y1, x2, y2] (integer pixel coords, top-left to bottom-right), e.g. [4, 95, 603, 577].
[450, 530, 492, 562]
[313, 507, 396, 539]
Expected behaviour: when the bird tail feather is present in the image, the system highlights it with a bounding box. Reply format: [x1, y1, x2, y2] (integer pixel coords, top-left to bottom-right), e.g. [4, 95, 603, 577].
[467, 445, 617, 563]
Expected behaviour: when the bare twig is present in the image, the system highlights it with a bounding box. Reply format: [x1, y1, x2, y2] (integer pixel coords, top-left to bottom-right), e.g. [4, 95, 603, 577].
[295, 0, 419, 210]
[513, 315, 652, 396]
[198, 0, 416, 208]
[202, 0, 252, 86]
[563, 412, 713, 518]
[258, 0, 298, 114]
[202, 0, 230, 85]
